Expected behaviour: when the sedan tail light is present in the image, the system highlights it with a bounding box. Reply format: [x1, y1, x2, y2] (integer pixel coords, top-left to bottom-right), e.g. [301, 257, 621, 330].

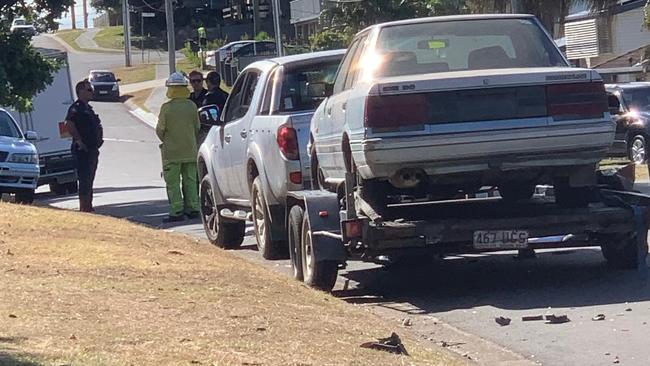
[364, 94, 430, 129]
[546, 82, 607, 121]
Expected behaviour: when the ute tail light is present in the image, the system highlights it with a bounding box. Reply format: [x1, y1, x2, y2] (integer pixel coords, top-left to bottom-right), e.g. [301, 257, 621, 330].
[344, 219, 363, 239]
[289, 171, 302, 184]
[546, 82, 607, 121]
[364, 94, 430, 129]
[277, 125, 300, 160]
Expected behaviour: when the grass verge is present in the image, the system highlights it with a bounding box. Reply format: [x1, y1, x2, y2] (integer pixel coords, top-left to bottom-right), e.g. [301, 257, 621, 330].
[123, 88, 154, 113]
[55, 30, 119, 54]
[55, 29, 84, 51]
[111, 64, 156, 85]
[0, 203, 465, 366]
[93, 26, 124, 50]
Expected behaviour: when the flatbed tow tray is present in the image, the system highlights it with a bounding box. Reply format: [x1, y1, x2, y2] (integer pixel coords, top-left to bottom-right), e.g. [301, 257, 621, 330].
[366, 198, 636, 251]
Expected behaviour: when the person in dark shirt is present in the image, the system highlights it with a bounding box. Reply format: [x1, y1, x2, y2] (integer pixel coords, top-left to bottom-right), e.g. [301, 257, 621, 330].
[202, 71, 229, 112]
[188, 70, 207, 107]
[64, 79, 104, 213]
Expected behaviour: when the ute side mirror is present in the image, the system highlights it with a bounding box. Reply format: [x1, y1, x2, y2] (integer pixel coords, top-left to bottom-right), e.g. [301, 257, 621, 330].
[116, 78, 122, 83]
[608, 95, 621, 115]
[24, 131, 38, 141]
[324, 83, 334, 97]
[198, 105, 222, 127]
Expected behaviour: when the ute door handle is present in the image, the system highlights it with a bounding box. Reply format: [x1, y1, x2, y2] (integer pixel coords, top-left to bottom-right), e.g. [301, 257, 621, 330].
[327, 106, 332, 117]
[342, 102, 347, 112]
[240, 130, 247, 139]
[225, 134, 231, 143]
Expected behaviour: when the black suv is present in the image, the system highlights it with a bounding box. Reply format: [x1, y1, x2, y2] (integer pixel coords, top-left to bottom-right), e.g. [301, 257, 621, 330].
[606, 82, 650, 164]
[88, 70, 121, 101]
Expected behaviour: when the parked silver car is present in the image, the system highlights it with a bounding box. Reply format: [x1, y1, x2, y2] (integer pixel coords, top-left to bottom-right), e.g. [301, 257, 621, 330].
[0, 108, 39, 203]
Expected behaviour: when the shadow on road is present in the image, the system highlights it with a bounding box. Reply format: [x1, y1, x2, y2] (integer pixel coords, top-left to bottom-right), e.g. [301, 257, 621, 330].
[339, 249, 650, 314]
[0, 337, 41, 366]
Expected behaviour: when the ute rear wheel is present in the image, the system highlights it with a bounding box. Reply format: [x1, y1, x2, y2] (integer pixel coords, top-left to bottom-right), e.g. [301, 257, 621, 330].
[199, 175, 244, 248]
[301, 213, 338, 292]
[251, 177, 287, 260]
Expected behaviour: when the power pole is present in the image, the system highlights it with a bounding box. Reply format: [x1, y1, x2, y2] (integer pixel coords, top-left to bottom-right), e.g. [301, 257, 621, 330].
[122, 0, 132, 66]
[82, 0, 88, 28]
[271, 0, 283, 56]
[71, 1, 77, 29]
[165, 0, 176, 74]
[511, 0, 519, 13]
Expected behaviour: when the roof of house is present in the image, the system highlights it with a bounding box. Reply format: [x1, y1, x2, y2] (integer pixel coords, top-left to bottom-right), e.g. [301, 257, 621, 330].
[566, 0, 646, 22]
[594, 44, 649, 68]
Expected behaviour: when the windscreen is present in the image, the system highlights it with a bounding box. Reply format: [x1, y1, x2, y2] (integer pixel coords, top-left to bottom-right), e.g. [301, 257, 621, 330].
[375, 18, 567, 78]
[622, 87, 650, 112]
[277, 60, 341, 113]
[0, 111, 21, 138]
[91, 72, 117, 82]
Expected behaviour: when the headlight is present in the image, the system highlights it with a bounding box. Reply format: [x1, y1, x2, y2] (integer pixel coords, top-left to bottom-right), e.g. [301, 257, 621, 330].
[8, 153, 39, 164]
[112, 84, 119, 91]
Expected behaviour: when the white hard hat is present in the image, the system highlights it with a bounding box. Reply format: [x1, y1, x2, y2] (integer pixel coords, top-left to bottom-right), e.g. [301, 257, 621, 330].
[166, 72, 188, 86]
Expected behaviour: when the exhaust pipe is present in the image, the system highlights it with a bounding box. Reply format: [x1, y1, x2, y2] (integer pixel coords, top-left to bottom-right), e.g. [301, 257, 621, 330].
[389, 168, 425, 189]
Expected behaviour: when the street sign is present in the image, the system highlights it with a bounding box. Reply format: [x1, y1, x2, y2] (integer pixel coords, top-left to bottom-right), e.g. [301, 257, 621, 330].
[142, 12, 156, 17]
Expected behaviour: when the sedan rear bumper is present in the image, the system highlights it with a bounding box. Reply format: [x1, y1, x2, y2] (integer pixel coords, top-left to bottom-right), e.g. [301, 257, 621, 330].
[353, 120, 615, 179]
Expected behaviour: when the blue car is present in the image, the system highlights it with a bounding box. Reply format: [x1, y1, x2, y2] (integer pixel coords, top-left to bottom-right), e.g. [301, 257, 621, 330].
[0, 108, 40, 203]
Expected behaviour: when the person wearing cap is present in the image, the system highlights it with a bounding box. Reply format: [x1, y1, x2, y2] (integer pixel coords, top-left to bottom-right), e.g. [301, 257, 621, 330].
[156, 72, 201, 223]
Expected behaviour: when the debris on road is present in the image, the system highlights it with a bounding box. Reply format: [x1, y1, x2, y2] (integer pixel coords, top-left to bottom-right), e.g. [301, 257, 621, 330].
[8, 314, 17, 318]
[625, 308, 632, 312]
[592, 314, 606, 321]
[360, 332, 409, 356]
[613, 356, 620, 364]
[545, 314, 570, 324]
[402, 318, 412, 327]
[495, 316, 511, 326]
[522, 315, 544, 322]
[69, 334, 77, 340]
[167, 250, 184, 255]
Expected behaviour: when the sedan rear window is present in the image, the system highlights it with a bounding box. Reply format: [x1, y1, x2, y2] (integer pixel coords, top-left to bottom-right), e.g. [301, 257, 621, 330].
[375, 18, 567, 78]
[0, 112, 21, 138]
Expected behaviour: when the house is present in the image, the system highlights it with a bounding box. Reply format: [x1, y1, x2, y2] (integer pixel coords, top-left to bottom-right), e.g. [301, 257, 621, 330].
[289, 0, 321, 42]
[564, 0, 650, 71]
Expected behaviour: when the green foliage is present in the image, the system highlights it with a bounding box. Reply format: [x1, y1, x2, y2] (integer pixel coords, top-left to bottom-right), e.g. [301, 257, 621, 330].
[206, 39, 225, 50]
[309, 28, 353, 51]
[240, 33, 251, 41]
[254, 31, 272, 41]
[0, 0, 69, 111]
[181, 44, 202, 68]
[645, 0, 650, 29]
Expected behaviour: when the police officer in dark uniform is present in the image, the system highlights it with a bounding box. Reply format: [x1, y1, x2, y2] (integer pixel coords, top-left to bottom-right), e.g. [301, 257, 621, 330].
[188, 70, 207, 107]
[65, 79, 104, 212]
[202, 71, 229, 111]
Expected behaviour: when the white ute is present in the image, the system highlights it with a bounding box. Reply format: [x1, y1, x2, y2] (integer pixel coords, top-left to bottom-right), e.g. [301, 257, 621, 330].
[310, 15, 615, 208]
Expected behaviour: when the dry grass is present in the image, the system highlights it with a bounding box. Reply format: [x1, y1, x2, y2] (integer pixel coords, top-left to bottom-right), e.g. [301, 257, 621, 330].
[0, 203, 464, 366]
[112, 64, 156, 85]
[55, 30, 120, 54]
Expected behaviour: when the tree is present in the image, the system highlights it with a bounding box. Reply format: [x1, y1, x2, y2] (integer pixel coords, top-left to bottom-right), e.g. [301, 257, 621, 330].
[0, 0, 70, 111]
[310, 28, 354, 50]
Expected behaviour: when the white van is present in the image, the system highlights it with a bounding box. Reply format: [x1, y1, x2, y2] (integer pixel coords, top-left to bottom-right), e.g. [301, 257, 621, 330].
[7, 48, 78, 195]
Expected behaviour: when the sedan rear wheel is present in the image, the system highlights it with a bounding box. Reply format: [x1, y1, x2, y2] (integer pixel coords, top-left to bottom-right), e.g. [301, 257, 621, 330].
[629, 135, 647, 164]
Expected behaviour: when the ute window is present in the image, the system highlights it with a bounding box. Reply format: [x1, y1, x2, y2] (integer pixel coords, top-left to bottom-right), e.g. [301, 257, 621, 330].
[0, 111, 21, 138]
[91, 73, 117, 82]
[374, 18, 567, 78]
[276, 60, 340, 113]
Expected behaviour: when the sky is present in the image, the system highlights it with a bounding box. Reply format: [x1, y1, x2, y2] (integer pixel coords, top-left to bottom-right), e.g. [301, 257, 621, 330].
[57, 2, 101, 29]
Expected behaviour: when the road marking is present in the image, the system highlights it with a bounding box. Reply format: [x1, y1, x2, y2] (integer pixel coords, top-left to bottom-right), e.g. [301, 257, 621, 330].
[103, 137, 146, 143]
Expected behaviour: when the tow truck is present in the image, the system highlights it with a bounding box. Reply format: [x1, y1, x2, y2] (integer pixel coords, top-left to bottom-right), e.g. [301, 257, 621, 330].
[284, 163, 650, 291]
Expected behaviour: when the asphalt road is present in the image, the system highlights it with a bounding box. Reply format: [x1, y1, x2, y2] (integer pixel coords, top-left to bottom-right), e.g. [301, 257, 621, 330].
[31, 35, 650, 366]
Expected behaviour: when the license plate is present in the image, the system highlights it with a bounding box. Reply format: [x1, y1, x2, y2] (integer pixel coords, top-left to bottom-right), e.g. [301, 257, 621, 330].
[99, 90, 108, 94]
[473, 230, 528, 249]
